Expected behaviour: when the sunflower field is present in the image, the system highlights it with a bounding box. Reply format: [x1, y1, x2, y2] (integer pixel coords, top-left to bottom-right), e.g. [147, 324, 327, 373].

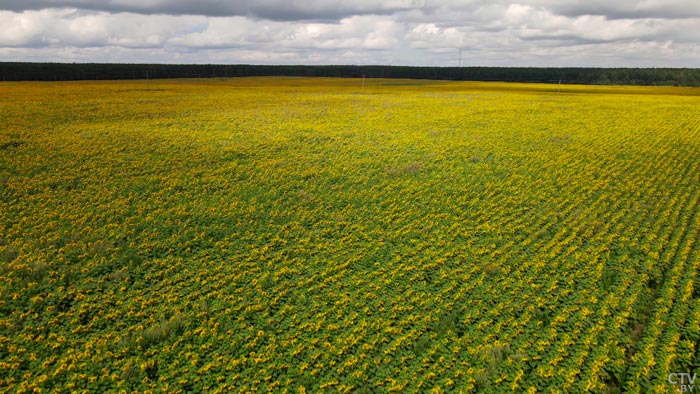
[1, 77, 699, 393]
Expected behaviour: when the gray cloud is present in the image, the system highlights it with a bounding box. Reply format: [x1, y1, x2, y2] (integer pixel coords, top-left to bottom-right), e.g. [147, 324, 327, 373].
[0, 0, 420, 21]
[0, 1, 699, 67]
[541, 0, 700, 19]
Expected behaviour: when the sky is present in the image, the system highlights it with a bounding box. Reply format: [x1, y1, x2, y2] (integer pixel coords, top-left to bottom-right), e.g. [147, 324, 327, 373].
[0, 1, 699, 67]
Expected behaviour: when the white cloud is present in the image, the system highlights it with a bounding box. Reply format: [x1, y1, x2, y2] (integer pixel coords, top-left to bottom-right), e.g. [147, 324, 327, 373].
[408, 23, 468, 50]
[169, 14, 403, 53]
[0, 9, 206, 48]
[170, 17, 289, 49]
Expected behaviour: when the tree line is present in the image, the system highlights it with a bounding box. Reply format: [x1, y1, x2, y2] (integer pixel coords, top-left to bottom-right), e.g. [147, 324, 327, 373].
[1, 62, 699, 86]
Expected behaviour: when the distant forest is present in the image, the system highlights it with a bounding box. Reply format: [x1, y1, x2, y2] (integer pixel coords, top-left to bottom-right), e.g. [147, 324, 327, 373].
[1, 62, 699, 86]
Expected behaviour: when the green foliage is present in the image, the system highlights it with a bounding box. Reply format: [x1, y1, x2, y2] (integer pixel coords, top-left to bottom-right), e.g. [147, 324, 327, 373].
[2, 62, 700, 86]
[1, 78, 699, 392]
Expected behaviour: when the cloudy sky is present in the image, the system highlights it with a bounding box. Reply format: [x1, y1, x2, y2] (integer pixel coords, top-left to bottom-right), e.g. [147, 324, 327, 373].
[0, 0, 698, 66]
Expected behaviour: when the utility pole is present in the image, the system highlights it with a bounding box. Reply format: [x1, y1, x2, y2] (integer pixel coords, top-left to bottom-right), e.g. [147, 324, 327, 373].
[458, 48, 462, 68]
